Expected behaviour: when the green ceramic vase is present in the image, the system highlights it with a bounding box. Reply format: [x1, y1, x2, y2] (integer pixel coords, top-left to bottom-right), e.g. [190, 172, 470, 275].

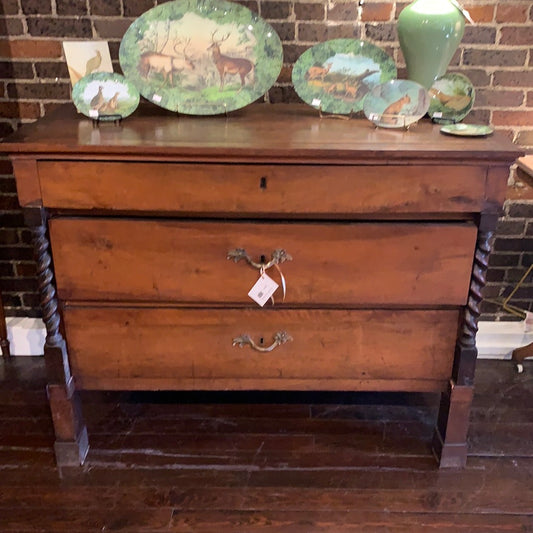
[397, 0, 465, 89]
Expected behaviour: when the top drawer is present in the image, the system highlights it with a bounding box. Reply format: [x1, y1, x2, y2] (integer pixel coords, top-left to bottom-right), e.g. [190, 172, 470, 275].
[37, 161, 487, 215]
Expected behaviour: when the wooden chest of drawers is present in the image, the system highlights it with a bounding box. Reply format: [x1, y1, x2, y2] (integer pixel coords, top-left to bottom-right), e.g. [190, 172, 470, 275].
[3, 104, 521, 469]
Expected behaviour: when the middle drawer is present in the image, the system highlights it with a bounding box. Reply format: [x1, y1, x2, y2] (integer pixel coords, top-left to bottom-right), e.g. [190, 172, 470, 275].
[49, 218, 476, 306]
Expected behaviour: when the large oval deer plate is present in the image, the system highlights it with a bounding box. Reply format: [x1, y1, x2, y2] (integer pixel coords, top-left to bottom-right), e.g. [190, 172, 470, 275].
[292, 39, 397, 115]
[119, 0, 283, 115]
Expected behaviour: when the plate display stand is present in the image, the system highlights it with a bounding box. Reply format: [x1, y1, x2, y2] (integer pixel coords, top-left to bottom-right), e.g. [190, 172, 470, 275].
[316, 105, 354, 121]
[366, 111, 419, 130]
[91, 114, 123, 127]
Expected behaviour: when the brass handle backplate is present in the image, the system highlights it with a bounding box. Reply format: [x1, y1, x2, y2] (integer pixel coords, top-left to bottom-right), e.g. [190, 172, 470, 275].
[232, 331, 293, 353]
[227, 248, 292, 271]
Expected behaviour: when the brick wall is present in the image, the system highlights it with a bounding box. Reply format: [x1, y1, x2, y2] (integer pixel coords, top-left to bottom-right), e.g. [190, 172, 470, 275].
[0, 0, 532, 319]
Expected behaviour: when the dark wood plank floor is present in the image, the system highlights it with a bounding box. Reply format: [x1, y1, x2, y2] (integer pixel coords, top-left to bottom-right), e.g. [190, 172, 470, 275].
[1, 357, 532, 532]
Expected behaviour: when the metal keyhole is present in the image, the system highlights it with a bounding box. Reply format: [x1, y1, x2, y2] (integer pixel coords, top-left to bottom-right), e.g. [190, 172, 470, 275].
[260, 176, 267, 189]
[260, 255, 266, 264]
[260, 337, 264, 345]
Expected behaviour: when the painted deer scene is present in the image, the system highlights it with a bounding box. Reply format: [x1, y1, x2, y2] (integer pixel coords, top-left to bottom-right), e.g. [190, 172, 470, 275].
[304, 52, 382, 104]
[134, 14, 259, 98]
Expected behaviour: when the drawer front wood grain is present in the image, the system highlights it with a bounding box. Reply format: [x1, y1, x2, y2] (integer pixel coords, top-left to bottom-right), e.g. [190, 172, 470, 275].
[64, 307, 458, 392]
[38, 160, 488, 214]
[50, 219, 477, 306]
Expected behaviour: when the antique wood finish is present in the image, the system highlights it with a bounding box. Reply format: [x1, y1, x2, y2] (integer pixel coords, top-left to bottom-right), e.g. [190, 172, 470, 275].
[23, 207, 88, 467]
[62, 307, 459, 391]
[38, 160, 489, 215]
[3, 103, 522, 470]
[49, 219, 477, 306]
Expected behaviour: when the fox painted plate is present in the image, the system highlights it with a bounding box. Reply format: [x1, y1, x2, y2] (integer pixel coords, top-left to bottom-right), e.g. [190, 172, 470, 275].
[119, 0, 283, 115]
[363, 79, 429, 129]
[291, 39, 397, 115]
[72, 72, 140, 120]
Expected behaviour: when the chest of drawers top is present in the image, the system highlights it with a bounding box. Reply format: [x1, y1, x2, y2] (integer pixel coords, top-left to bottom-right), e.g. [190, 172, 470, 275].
[3, 103, 522, 217]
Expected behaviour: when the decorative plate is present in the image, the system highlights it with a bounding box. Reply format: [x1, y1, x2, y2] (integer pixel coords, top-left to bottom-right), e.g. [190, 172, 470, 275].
[291, 39, 397, 115]
[440, 124, 494, 137]
[428, 73, 475, 124]
[72, 72, 140, 120]
[363, 79, 429, 128]
[119, 0, 283, 116]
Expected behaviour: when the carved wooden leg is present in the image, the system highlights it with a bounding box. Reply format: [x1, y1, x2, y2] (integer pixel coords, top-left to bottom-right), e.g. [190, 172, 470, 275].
[0, 291, 10, 358]
[433, 217, 494, 468]
[27, 208, 88, 467]
[512, 342, 533, 373]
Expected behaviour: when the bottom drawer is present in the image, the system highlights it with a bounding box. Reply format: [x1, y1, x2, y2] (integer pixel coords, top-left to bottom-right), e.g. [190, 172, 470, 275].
[64, 308, 459, 392]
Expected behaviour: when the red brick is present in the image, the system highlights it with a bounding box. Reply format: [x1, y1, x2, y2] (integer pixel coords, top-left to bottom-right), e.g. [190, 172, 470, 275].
[327, 2, 357, 21]
[0, 194, 20, 209]
[361, 2, 393, 22]
[277, 64, 292, 84]
[516, 130, 533, 147]
[463, 48, 526, 67]
[0, 158, 13, 174]
[464, 4, 495, 23]
[0, 39, 62, 59]
[492, 110, 533, 127]
[528, 91, 533, 107]
[0, 102, 41, 119]
[494, 70, 533, 88]
[500, 26, 533, 45]
[26, 16, 92, 37]
[496, 3, 529, 23]
[294, 3, 324, 21]
[475, 89, 525, 108]
[93, 19, 134, 39]
[15, 262, 37, 277]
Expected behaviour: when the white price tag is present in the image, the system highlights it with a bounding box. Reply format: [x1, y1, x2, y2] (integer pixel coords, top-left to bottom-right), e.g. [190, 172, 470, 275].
[433, 112, 443, 118]
[89, 109, 99, 118]
[248, 273, 279, 307]
[311, 98, 321, 107]
[152, 94, 162, 103]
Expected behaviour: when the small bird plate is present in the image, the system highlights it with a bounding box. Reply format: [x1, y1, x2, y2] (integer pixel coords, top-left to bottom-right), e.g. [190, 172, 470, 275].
[428, 73, 475, 125]
[72, 72, 140, 121]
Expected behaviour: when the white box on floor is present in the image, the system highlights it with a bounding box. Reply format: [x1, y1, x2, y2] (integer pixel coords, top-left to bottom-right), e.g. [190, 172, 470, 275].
[6, 317, 46, 356]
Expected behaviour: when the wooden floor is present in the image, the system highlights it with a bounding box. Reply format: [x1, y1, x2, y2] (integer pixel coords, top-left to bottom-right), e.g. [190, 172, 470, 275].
[1, 357, 532, 532]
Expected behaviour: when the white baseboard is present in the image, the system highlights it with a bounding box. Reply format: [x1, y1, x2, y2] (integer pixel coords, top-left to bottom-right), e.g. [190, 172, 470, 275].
[5, 318, 532, 360]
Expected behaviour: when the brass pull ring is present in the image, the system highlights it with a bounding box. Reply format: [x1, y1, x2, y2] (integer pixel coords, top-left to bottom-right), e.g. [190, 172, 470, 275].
[232, 331, 293, 353]
[227, 248, 292, 271]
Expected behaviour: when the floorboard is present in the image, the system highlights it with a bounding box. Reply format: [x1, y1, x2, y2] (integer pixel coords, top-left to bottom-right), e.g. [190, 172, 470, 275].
[1, 357, 532, 532]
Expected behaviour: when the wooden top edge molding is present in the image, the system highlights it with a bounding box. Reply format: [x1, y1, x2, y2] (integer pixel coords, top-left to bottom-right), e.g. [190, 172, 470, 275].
[1, 103, 524, 163]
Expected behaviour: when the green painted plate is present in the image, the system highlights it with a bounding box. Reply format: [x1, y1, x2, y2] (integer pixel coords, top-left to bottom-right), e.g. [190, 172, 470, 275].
[292, 39, 397, 115]
[428, 73, 475, 124]
[440, 124, 494, 137]
[72, 72, 140, 120]
[363, 79, 429, 128]
[119, 0, 283, 115]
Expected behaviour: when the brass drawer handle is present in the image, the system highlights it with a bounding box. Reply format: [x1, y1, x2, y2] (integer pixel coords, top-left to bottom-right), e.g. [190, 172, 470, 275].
[232, 331, 293, 353]
[227, 248, 292, 271]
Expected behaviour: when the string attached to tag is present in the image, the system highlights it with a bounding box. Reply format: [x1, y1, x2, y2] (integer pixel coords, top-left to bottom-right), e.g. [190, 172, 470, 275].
[274, 263, 287, 302]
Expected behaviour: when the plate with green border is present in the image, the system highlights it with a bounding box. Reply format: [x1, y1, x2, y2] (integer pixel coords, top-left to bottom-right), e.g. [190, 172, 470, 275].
[428, 73, 475, 124]
[119, 0, 283, 115]
[291, 39, 397, 115]
[440, 123, 494, 137]
[72, 72, 140, 120]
